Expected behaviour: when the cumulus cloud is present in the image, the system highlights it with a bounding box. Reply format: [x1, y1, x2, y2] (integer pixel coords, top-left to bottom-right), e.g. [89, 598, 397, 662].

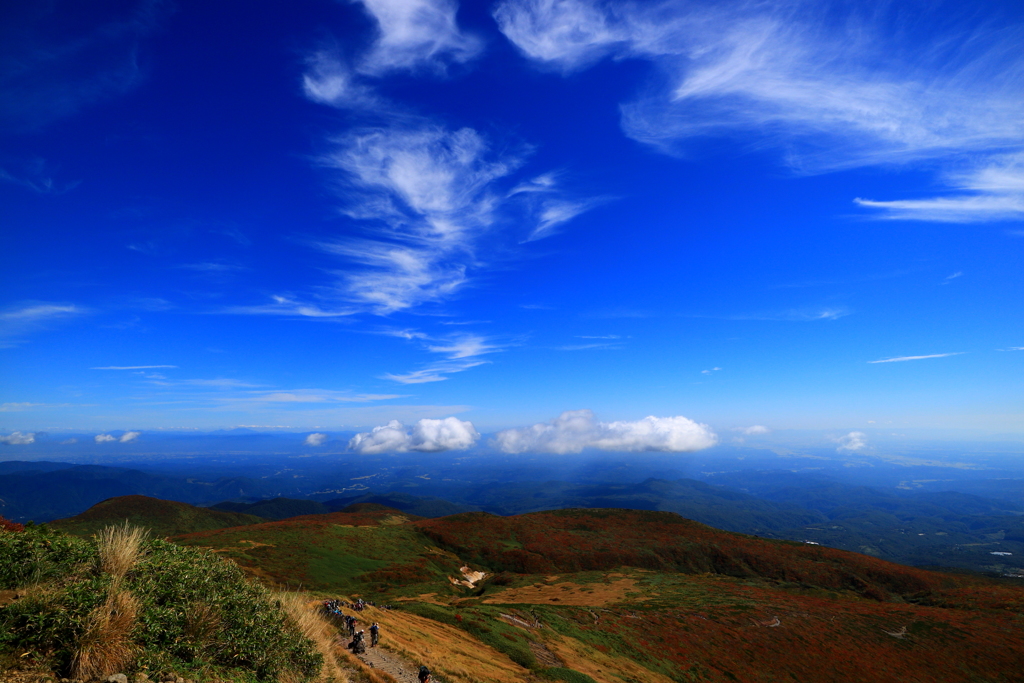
[95, 434, 117, 443]
[834, 431, 867, 452]
[494, 409, 717, 454]
[348, 417, 479, 453]
[119, 431, 140, 443]
[495, 0, 1024, 221]
[0, 431, 36, 445]
[304, 432, 329, 446]
[737, 425, 770, 435]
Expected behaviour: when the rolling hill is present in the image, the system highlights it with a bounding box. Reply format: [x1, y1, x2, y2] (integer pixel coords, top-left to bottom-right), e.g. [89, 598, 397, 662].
[49, 495, 265, 537]
[9, 500, 1024, 682]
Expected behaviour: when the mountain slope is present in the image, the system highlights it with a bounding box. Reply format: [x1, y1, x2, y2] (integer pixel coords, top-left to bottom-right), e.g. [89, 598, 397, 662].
[49, 495, 264, 537]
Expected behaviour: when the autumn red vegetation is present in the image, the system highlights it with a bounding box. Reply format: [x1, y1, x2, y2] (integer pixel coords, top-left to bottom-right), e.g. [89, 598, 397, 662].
[0, 515, 25, 532]
[417, 508, 982, 600]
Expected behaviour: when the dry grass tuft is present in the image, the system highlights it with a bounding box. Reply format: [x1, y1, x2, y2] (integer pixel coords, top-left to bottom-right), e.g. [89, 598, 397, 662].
[97, 523, 148, 580]
[277, 593, 350, 683]
[72, 587, 139, 680]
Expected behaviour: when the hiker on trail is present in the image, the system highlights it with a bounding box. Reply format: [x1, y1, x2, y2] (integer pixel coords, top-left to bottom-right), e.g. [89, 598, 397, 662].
[350, 629, 366, 654]
[418, 665, 430, 683]
[347, 615, 356, 636]
[369, 622, 379, 647]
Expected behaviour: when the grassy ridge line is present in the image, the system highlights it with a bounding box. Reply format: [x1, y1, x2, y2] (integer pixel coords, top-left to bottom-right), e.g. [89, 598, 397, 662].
[49, 496, 265, 538]
[415, 508, 989, 599]
[172, 508, 464, 594]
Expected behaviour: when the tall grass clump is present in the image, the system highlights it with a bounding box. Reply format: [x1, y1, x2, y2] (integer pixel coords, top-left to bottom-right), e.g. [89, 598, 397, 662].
[97, 523, 148, 580]
[72, 587, 140, 680]
[277, 593, 349, 683]
[0, 525, 322, 681]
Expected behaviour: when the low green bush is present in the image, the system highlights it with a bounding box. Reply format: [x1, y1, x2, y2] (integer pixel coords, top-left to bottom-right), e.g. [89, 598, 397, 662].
[0, 527, 321, 681]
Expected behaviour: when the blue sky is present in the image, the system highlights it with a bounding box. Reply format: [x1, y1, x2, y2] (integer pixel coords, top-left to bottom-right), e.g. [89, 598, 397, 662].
[1, 0, 1022, 453]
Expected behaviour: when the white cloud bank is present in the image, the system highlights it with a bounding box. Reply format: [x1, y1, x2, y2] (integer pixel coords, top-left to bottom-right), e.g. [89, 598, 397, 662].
[95, 432, 140, 443]
[0, 431, 36, 445]
[834, 431, 867, 452]
[349, 417, 479, 453]
[304, 432, 329, 446]
[494, 409, 717, 454]
[494, 0, 1024, 221]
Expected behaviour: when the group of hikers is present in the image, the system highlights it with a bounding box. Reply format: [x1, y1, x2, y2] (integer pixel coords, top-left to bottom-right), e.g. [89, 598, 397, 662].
[319, 597, 431, 682]
[319, 598, 381, 654]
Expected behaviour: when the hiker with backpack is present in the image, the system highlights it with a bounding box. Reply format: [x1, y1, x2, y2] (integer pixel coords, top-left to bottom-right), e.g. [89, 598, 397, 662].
[370, 622, 380, 647]
[350, 629, 366, 654]
[418, 665, 430, 683]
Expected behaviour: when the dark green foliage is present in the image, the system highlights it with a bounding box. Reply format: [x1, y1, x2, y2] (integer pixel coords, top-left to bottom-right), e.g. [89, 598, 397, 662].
[0, 524, 96, 588]
[49, 496, 264, 538]
[0, 527, 321, 681]
[540, 668, 598, 683]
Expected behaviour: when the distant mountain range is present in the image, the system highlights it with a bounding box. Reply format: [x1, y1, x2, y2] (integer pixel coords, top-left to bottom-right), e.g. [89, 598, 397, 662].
[11, 457, 1024, 576]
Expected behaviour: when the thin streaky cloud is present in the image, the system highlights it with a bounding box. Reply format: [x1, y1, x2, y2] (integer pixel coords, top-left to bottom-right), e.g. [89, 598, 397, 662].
[0, 303, 87, 347]
[222, 296, 357, 318]
[384, 332, 501, 383]
[557, 342, 623, 351]
[495, 0, 1024, 223]
[867, 352, 965, 364]
[92, 365, 178, 370]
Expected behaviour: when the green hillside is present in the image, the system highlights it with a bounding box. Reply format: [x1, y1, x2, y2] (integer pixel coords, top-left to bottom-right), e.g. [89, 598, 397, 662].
[49, 495, 264, 538]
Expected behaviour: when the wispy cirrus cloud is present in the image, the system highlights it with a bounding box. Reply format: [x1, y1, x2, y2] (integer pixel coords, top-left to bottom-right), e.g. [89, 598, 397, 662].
[313, 123, 595, 316]
[1, 0, 169, 131]
[0, 303, 86, 348]
[383, 332, 501, 383]
[695, 307, 850, 322]
[293, 4, 598, 326]
[222, 296, 357, 319]
[302, 0, 481, 110]
[92, 365, 178, 370]
[495, 0, 1024, 221]
[0, 158, 80, 195]
[356, 0, 483, 75]
[855, 154, 1024, 222]
[868, 352, 964, 364]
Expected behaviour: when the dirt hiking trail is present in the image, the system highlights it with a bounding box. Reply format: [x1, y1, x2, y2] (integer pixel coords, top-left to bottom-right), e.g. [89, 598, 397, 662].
[357, 645, 423, 683]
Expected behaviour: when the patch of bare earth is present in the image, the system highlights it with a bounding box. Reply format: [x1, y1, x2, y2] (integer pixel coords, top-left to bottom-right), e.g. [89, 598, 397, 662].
[357, 646, 420, 683]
